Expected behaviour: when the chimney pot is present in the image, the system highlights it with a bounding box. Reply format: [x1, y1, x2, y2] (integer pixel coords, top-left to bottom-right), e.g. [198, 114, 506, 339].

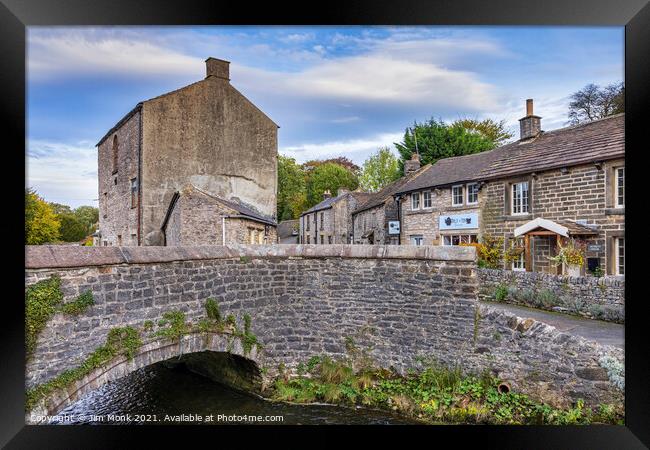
[323, 190, 332, 200]
[205, 57, 230, 81]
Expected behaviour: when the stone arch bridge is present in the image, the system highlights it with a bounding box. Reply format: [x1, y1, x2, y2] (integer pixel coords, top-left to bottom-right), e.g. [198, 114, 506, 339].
[25, 245, 623, 419]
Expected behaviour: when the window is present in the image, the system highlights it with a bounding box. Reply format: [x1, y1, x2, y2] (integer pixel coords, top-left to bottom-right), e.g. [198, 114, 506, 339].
[452, 185, 464, 206]
[466, 183, 479, 205]
[410, 235, 424, 246]
[423, 191, 432, 209]
[328, 236, 333, 244]
[512, 251, 526, 271]
[130, 178, 137, 208]
[249, 229, 256, 244]
[306, 215, 310, 231]
[320, 235, 324, 244]
[442, 234, 478, 246]
[615, 167, 625, 207]
[511, 181, 529, 215]
[615, 237, 625, 276]
[258, 231, 264, 244]
[103, 240, 108, 246]
[117, 235, 122, 246]
[320, 212, 324, 230]
[112, 135, 119, 174]
[307, 235, 310, 244]
[411, 192, 420, 210]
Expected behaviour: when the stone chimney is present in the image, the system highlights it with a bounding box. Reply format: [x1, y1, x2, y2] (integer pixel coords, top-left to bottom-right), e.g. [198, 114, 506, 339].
[337, 188, 350, 196]
[205, 57, 230, 81]
[323, 190, 332, 200]
[519, 99, 541, 140]
[404, 152, 421, 176]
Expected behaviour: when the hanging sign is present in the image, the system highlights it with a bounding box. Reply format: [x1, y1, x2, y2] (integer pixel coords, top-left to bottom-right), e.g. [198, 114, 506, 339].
[388, 221, 401, 235]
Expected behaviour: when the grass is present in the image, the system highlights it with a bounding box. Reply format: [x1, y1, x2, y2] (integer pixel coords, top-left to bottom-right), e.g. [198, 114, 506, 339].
[269, 356, 624, 425]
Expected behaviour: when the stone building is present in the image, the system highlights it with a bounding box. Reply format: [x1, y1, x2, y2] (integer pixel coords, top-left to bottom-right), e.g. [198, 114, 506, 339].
[162, 184, 277, 246]
[351, 154, 430, 245]
[299, 189, 370, 244]
[396, 100, 625, 276]
[95, 57, 278, 246]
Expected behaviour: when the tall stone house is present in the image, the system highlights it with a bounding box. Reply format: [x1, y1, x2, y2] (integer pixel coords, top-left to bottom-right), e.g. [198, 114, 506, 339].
[96, 57, 278, 246]
[395, 100, 624, 277]
[299, 189, 370, 244]
[351, 154, 430, 245]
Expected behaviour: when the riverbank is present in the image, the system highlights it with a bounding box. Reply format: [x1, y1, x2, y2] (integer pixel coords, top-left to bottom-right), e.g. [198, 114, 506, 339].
[264, 355, 624, 425]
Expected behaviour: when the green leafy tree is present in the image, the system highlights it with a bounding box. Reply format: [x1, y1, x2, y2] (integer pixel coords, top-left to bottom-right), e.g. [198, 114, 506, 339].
[359, 147, 402, 192]
[568, 82, 624, 125]
[25, 188, 61, 245]
[58, 213, 87, 242]
[395, 118, 496, 168]
[277, 155, 308, 220]
[306, 162, 359, 208]
[73, 205, 99, 235]
[303, 157, 360, 175]
[452, 118, 514, 147]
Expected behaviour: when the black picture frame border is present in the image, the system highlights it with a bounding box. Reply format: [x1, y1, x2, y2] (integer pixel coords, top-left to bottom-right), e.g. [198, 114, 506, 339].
[2, 0, 648, 447]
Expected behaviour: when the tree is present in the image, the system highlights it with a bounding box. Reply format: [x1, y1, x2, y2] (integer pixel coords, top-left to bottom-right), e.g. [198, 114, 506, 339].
[359, 147, 402, 192]
[303, 157, 360, 175]
[25, 188, 61, 245]
[395, 118, 495, 168]
[306, 162, 359, 208]
[73, 205, 99, 235]
[568, 82, 624, 125]
[58, 213, 87, 242]
[277, 155, 308, 221]
[452, 118, 514, 147]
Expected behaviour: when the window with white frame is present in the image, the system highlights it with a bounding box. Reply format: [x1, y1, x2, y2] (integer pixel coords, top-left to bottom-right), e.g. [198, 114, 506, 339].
[411, 192, 420, 209]
[512, 251, 526, 271]
[423, 190, 432, 208]
[615, 237, 625, 276]
[442, 234, 478, 246]
[452, 185, 464, 206]
[410, 235, 424, 246]
[466, 183, 479, 205]
[511, 181, 529, 215]
[615, 167, 625, 208]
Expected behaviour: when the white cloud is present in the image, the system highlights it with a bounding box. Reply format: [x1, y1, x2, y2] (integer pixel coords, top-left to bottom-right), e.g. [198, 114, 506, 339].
[26, 140, 98, 208]
[28, 29, 202, 81]
[280, 132, 403, 164]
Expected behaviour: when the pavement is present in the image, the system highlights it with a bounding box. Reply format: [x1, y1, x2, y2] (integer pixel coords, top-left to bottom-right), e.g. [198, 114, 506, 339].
[483, 302, 624, 349]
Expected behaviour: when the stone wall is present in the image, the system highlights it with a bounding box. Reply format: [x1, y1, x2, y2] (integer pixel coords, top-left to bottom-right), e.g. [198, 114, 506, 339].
[477, 268, 625, 323]
[97, 108, 141, 247]
[25, 245, 623, 410]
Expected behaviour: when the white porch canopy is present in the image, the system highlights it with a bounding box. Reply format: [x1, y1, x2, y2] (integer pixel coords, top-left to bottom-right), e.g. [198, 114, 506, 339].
[513, 218, 569, 238]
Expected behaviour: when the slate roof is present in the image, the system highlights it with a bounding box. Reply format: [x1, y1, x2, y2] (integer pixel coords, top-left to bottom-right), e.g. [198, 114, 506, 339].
[477, 113, 624, 180]
[395, 152, 500, 195]
[353, 164, 432, 214]
[396, 113, 625, 194]
[301, 191, 371, 216]
[169, 184, 277, 227]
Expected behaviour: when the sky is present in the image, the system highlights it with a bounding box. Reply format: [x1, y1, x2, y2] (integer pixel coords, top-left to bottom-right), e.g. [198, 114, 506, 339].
[26, 26, 623, 208]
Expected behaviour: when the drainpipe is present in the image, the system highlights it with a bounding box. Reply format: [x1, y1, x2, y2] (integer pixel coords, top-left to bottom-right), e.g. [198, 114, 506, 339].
[222, 217, 226, 245]
[395, 194, 402, 245]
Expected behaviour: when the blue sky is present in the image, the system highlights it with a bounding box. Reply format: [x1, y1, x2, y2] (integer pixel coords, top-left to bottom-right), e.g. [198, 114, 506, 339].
[27, 26, 623, 208]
